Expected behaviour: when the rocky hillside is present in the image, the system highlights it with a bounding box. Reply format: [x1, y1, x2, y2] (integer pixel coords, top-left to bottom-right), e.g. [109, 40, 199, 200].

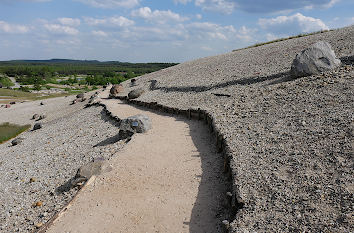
[117, 26, 354, 232]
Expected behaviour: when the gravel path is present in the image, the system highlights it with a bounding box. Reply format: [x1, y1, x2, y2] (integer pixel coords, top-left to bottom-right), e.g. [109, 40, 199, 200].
[46, 89, 229, 233]
[115, 26, 354, 232]
[0, 97, 125, 232]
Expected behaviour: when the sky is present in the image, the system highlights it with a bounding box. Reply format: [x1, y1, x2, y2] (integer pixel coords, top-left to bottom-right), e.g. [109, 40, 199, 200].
[0, 0, 353, 62]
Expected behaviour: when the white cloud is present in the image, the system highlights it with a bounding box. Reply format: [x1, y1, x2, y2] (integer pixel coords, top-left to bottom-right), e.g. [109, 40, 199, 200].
[0, 21, 29, 33]
[131, 7, 189, 23]
[196, 14, 202, 19]
[195, 0, 235, 14]
[187, 22, 236, 40]
[236, 26, 257, 42]
[92, 30, 108, 37]
[85, 16, 134, 27]
[44, 24, 79, 35]
[258, 13, 329, 36]
[74, 0, 139, 9]
[58, 18, 81, 27]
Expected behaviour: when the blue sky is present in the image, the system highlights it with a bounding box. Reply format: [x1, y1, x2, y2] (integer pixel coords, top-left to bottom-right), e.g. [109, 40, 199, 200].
[0, 0, 353, 62]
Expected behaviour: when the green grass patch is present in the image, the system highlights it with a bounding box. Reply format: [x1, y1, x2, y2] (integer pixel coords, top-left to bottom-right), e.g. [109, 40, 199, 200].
[0, 122, 31, 144]
[233, 29, 334, 52]
[0, 76, 14, 87]
[0, 87, 86, 104]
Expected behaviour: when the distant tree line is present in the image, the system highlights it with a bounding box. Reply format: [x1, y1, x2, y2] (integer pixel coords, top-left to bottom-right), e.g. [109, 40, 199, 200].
[0, 60, 177, 77]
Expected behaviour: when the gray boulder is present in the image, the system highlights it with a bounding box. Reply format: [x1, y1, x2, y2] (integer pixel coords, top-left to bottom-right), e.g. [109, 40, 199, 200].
[120, 114, 152, 134]
[33, 123, 42, 130]
[291, 41, 341, 78]
[128, 88, 144, 99]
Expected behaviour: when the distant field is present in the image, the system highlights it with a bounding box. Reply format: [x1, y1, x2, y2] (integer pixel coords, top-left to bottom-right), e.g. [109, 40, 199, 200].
[0, 88, 79, 104]
[0, 122, 30, 144]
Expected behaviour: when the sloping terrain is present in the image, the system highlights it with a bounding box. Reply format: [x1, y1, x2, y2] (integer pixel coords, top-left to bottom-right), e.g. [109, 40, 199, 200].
[115, 26, 354, 232]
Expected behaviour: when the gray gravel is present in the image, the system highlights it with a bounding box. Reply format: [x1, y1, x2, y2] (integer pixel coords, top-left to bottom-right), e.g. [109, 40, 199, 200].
[116, 26, 354, 232]
[0, 105, 124, 232]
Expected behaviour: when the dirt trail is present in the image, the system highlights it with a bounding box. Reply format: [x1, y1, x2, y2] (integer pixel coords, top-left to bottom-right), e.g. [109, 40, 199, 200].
[46, 91, 227, 233]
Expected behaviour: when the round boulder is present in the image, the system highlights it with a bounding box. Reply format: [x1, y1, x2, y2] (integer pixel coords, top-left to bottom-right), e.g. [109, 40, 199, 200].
[109, 84, 124, 98]
[128, 88, 144, 99]
[290, 41, 341, 78]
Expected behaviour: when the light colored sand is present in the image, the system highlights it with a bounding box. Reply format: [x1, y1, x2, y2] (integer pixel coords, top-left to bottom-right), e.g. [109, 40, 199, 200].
[46, 90, 227, 233]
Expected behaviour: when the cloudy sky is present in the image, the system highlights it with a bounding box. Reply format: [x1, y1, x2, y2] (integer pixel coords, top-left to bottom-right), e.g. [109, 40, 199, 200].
[0, 0, 353, 62]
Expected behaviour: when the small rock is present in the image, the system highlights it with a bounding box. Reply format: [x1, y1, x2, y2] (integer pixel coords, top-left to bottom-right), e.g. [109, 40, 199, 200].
[32, 114, 39, 120]
[34, 222, 43, 228]
[76, 93, 84, 99]
[40, 102, 44, 106]
[33, 123, 42, 130]
[71, 159, 112, 186]
[11, 138, 24, 146]
[29, 178, 36, 183]
[33, 201, 42, 207]
[128, 88, 144, 99]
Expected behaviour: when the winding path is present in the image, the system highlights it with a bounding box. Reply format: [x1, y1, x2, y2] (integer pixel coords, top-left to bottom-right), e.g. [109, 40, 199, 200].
[46, 90, 228, 233]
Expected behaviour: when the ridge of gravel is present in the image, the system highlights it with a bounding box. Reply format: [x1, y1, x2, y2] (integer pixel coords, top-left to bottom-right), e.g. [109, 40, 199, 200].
[116, 25, 354, 232]
[0, 103, 125, 232]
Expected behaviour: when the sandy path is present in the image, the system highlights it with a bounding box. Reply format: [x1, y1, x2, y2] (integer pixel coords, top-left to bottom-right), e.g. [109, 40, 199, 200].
[46, 91, 227, 233]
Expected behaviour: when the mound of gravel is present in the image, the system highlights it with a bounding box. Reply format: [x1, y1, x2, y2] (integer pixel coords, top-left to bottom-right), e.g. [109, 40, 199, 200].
[0, 106, 124, 232]
[116, 26, 354, 232]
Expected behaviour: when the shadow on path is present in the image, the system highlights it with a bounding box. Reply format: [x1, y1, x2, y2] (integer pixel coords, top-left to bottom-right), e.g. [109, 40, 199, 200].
[185, 119, 230, 233]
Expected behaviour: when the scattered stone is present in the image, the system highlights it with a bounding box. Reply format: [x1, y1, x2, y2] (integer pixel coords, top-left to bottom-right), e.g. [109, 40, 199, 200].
[291, 41, 341, 78]
[76, 93, 85, 99]
[36, 114, 46, 121]
[32, 114, 39, 120]
[10, 101, 16, 105]
[109, 84, 124, 98]
[119, 114, 152, 134]
[5, 104, 11, 108]
[128, 88, 144, 99]
[33, 123, 42, 130]
[34, 222, 43, 228]
[11, 137, 24, 146]
[33, 201, 42, 207]
[40, 102, 44, 106]
[29, 178, 36, 183]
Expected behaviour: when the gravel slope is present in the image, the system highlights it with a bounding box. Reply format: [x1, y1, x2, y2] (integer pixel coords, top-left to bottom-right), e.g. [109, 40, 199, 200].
[0, 102, 124, 232]
[116, 26, 354, 232]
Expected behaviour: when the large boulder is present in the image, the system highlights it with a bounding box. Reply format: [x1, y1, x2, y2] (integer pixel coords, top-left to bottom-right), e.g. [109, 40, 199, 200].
[109, 84, 124, 97]
[290, 41, 341, 78]
[128, 88, 144, 99]
[120, 114, 152, 134]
